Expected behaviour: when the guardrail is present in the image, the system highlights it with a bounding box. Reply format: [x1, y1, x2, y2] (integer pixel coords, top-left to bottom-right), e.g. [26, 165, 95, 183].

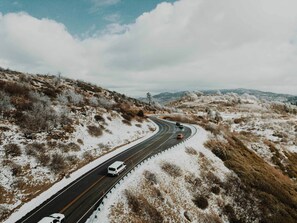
[86, 124, 198, 223]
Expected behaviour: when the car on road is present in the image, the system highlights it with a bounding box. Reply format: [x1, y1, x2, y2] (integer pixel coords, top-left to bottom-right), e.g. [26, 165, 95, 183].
[176, 122, 181, 126]
[177, 133, 184, 139]
[178, 124, 184, 130]
[108, 161, 126, 176]
[38, 213, 65, 223]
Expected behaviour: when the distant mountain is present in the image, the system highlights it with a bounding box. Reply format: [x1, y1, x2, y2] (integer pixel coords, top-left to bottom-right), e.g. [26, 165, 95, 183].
[139, 91, 188, 104]
[142, 89, 297, 105]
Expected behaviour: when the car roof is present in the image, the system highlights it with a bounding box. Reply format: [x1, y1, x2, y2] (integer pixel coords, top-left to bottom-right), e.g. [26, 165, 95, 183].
[109, 161, 125, 169]
[49, 213, 65, 219]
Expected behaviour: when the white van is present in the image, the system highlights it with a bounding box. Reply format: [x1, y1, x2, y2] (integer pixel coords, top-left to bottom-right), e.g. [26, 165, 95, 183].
[38, 213, 65, 223]
[108, 161, 126, 176]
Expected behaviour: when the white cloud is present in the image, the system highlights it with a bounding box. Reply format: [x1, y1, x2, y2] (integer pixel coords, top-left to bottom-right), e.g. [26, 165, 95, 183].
[104, 13, 121, 23]
[0, 12, 88, 75]
[89, 0, 121, 12]
[1, 0, 297, 96]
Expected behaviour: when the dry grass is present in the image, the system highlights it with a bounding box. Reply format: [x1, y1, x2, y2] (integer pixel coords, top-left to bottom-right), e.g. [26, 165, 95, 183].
[161, 162, 182, 178]
[125, 190, 164, 223]
[204, 132, 297, 222]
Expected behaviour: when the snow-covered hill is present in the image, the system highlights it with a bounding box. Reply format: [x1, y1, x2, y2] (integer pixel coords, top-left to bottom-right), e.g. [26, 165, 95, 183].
[0, 68, 158, 222]
[94, 92, 297, 223]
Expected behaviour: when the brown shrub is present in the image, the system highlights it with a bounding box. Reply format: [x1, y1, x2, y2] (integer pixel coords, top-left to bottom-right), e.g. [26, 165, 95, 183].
[185, 147, 198, 155]
[223, 204, 243, 223]
[37, 153, 50, 166]
[125, 190, 163, 222]
[26, 142, 46, 154]
[77, 139, 84, 145]
[83, 152, 94, 162]
[94, 115, 105, 122]
[1, 81, 30, 97]
[143, 170, 158, 185]
[4, 144, 21, 157]
[50, 153, 66, 174]
[211, 186, 220, 195]
[161, 162, 182, 178]
[193, 195, 209, 210]
[11, 163, 22, 176]
[66, 155, 79, 165]
[67, 142, 80, 152]
[122, 119, 131, 126]
[87, 125, 103, 137]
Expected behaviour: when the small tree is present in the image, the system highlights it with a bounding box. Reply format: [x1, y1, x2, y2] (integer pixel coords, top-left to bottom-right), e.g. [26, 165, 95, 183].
[147, 92, 152, 106]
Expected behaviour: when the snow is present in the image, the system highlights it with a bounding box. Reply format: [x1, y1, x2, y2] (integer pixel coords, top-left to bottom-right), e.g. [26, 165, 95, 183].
[4, 119, 159, 223]
[88, 124, 230, 223]
[288, 145, 297, 153]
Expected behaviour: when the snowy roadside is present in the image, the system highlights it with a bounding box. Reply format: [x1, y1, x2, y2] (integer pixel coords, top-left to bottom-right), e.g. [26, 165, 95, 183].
[88, 124, 230, 223]
[5, 119, 159, 223]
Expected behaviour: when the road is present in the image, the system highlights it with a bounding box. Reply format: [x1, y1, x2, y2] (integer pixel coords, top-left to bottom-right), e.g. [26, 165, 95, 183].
[17, 117, 192, 223]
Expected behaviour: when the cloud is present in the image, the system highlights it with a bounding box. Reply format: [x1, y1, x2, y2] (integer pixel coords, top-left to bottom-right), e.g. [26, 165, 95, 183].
[0, 0, 297, 96]
[89, 0, 121, 13]
[0, 12, 88, 75]
[104, 13, 121, 23]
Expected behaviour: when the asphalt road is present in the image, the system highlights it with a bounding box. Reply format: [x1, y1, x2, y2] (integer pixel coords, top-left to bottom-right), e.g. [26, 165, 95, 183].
[17, 117, 192, 223]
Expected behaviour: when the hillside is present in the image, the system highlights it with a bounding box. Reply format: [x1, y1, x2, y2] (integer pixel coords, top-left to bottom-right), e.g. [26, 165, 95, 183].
[142, 89, 297, 105]
[95, 92, 297, 223]
[0, 68, 160, 222]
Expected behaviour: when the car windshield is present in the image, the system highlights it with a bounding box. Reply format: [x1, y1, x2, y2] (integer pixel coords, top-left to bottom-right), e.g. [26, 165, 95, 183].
[109, 167, 116, 171]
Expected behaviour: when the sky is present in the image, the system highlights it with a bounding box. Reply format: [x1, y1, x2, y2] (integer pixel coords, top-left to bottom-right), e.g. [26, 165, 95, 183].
[0, 0, 297, 96]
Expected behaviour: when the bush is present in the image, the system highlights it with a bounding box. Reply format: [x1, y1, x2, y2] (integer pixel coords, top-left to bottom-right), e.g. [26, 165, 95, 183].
[50, 153, 66, 174]
[185, 147, 198, 155]
[83, 152, 94, 162]
[193, 195, 209, 210]
[67, 142, 80, 152]
[122, 119, 131, 126]
[11, 163, 22, 176]
[87, 125, 103, 137]
[211, 186, 221, 195]
[67, 155, 79, 165]
[37, 153, 50, 166]
[94, 115, 105, 122]
[77, 139, 84, 145]
[143, 170, 158, 185]
[0, 91, 13, 112]
[125, 190, 163, 222]
[137, 110, 144, 117]
[20, 101, 57, 132]
[25, 143, 46, 154]
[161, 162, 182, 178]
[4, 144, 21, 157]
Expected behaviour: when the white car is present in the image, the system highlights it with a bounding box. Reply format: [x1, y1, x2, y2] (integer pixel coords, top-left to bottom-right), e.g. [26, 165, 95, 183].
[38, 213, 65, 223]
[108, 161, 126, 176]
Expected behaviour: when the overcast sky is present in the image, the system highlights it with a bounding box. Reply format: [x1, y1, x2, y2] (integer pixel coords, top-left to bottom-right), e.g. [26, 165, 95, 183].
[0, 0, 297, 96]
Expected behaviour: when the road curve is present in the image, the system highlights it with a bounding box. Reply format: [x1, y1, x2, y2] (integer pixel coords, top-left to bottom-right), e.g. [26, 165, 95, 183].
[17, 117, 191, 223]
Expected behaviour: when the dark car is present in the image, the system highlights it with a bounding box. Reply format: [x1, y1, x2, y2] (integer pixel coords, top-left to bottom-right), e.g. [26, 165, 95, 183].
[176, 122, 181, 126]
[178, 124, 184, 130]
[177, 133, 184, 139]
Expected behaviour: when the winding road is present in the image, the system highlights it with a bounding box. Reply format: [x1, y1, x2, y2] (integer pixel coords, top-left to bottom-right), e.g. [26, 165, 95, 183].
[17, 117, 192, 223]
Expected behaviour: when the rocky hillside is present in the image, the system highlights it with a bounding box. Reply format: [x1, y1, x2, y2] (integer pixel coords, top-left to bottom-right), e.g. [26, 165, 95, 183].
[0, 68, 160, 222]
[97, 92, 297, 223]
